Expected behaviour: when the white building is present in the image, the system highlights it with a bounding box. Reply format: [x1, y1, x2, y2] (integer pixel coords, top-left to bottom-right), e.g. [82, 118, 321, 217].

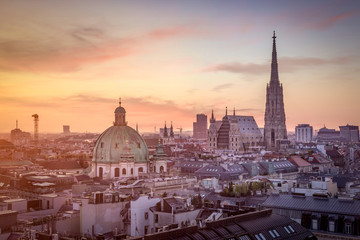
[295, 124, 313, 143]
[124, 195, 161, 237]
[80, 191, 128, 236]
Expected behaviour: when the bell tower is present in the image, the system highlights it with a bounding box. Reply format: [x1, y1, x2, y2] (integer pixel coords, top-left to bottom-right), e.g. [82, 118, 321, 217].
[264, 31, 287, 150]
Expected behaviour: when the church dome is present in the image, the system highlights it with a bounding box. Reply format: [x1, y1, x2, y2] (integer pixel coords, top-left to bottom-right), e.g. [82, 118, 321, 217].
[92, 100, 149, 163]
[93, 125, 149, 163]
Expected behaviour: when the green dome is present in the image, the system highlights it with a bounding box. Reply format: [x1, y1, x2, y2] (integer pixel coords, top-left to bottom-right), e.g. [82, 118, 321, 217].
[93, 125, 149, 163]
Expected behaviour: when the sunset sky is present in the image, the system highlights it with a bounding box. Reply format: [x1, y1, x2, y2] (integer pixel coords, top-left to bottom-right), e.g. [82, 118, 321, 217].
[1, 0, 360, 134]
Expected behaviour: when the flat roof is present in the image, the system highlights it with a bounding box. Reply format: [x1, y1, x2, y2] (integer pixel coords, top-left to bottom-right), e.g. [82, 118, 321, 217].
[3, 198, 26, 203]
[0, 210, 18, 216]
[39, 193, 58, 198]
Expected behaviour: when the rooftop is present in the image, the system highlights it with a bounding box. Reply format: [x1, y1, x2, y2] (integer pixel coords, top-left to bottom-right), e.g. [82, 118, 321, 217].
[262, 194, 360, 216]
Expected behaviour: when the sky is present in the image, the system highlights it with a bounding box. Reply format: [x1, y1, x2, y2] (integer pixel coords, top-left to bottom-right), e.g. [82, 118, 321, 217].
[1, 0, 360, 134]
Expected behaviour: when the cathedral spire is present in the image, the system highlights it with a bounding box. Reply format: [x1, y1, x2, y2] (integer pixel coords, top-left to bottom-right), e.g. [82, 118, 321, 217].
[264, 31, 287, 151]
[210, 109, 215, 123]
[170, 121, 174, 138]
[233, 108, 236, 116]
[270, 30, 279, 86]
[225, 107, 228, 116]
[163, 121, 168, 138]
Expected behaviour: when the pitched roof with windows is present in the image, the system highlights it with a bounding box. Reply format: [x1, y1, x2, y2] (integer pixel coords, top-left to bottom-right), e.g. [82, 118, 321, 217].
[143, 209, 315, 240]
[262, 194, 360, 217]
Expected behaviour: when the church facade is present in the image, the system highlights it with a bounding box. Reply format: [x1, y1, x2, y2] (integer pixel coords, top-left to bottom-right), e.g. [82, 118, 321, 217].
[89, 100, 166, 180]
[264, 32, 287, 151]
[208, 108, 263, 152]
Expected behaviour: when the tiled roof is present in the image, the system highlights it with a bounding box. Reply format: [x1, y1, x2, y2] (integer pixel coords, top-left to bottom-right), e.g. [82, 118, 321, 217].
[289, 156, 312, 167]
[262, 194, 360, 216]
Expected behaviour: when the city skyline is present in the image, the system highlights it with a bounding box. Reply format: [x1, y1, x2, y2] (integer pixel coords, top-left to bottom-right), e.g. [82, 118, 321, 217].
[1, 0, 360, 133]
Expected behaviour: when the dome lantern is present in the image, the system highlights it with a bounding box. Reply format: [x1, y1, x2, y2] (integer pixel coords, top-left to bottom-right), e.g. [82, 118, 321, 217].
[114, 98, 127, 126]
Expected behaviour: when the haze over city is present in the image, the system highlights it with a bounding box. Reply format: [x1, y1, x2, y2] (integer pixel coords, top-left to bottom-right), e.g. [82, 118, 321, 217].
[1, 0, 360, 133]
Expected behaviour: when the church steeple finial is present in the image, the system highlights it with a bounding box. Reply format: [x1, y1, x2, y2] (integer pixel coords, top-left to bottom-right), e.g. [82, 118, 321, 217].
[226, 107, 228, 116]
[270, 30, 279, 86]
[233, 108, 236, 116]
[119, 97, 121, 106]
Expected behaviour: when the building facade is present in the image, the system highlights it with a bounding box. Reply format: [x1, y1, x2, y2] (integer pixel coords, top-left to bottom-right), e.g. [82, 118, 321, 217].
[295, 124, 313, 143]
[193, 114, 207, 140]
[208, 109, 263, 152]
[317, 127, 340, 142]
[340, 124, 359, 143]
[264, 31, 287, 151]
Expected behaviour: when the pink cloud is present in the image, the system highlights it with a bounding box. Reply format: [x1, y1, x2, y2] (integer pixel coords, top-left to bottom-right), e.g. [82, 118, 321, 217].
[0, 25, 200, 73]
[147, 25, 194, 40]
[204, 56, 354, 75]
[299, 10, 360, 31]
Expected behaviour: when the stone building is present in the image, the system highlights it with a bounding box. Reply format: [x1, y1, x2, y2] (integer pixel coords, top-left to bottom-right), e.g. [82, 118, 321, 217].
[264, 31, 287, 151]
[339, 124, 359, 143]
[208, 108, 263, 152]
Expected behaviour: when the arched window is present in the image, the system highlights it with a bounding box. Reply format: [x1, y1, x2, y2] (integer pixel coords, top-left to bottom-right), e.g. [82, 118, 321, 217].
[131, 168, 133, 175]
[122, 168, 126, 175]
[160, 166, 164, 173]
[98, 167, 103, 178]
[154, 166, 156, 172]
[114, 168, 120, 177]
[138, 167, 143, 173]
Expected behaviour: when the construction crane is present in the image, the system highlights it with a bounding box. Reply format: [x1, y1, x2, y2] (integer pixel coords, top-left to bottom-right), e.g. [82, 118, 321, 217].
[177, 127, 183, 137]
[32, 114, 39, 147]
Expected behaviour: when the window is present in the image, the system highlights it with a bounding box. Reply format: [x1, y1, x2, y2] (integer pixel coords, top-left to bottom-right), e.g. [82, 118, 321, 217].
[114, 168, 120, 177]
[345, 223, 351, 234]
[145, 212, 149, 220]
[101, 142, 104, 148]
[284, 226, 291, 234]
[139, 167, 144, 173]
[273, 230, 280, 237]
[122, 168, 126, 175]
[155, 214, 159, 223]
[268, 230, 275, 238]
[259, 233, 266, 240]
[311, 219, 318, 230]
[255, 235, 261, 240]
[288, 225, 295, 233]
[329, 221, 335, 232]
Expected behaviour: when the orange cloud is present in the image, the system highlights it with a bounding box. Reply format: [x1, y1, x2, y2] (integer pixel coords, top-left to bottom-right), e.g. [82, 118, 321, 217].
[0, 25, 199, 73]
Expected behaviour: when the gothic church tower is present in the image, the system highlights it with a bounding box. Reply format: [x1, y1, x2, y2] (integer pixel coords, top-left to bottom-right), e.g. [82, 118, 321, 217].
[264, 31, 287, 150]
